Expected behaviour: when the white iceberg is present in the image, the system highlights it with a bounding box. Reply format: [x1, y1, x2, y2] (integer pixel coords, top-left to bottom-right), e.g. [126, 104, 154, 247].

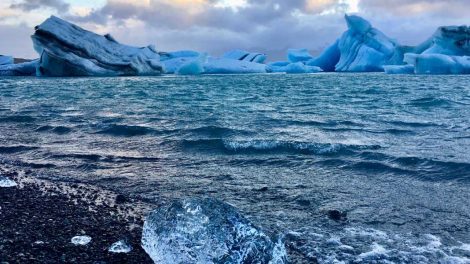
[0, 176, 17, 188]
[287, 49, 313, 63]
[0, 55, 13, 65]
[109, 240, 132, 253]
[203, 57, 267, 74]
[0, 60, 38, 76]
[223, 49, 267, 64]
[142, 197, 287, 264]
[32, 16, 163, 77]
[71, 235, 92, 246]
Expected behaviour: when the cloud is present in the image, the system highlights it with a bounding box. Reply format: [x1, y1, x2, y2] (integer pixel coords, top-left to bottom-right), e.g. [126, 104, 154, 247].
[10, 0, 69, 13]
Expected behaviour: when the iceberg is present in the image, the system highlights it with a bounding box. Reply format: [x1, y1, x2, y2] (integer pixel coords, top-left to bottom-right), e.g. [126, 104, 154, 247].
[109, 240, 132, 253]
[269, 62, 322, 74]
[223, 49, 267, 64]
[287, 49, 313, 63]
[404, 53, 470, 74]
[306, 40, 341, 72]
[383, 64, 415, 74]
[203, 57, 267, 74]
[142, 197, 287, 264]
[0, 176, 17, 188]
[0, 55, 13, 65]
[421, 26, 470, 56]
[71, 235, 92, 246]
[0, 60, 38, 76]
[334, 15, 403, 72]
[31, 16, 163, 77]
[176, 56, 205, 75]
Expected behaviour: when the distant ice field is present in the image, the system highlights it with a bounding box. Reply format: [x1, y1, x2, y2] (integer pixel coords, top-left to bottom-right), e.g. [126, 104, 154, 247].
[1, 73, 469, 263]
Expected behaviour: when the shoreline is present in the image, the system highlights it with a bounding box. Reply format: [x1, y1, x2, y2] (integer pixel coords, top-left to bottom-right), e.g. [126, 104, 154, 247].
[0, 167, 153, 263]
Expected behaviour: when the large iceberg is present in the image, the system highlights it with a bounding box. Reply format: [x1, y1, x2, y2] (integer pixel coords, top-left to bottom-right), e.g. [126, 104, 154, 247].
[142, 197, 287, 264]
[0, 55, 14, 65]
[31, 16, 163, 77]
[306, 40, 341, 72]
[384, 25, 470, 75]
[0, 60, 38, 76]
[223, 50, 267, 64]
[334, 15, 404, 72]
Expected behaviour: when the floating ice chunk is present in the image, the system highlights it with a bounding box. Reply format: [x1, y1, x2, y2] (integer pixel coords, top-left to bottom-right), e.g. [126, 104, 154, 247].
[0, 176, 17, 187]
[404, 53, 470, 74]
[141, 197, 287, 264]
[32, 16, 163, 77]
[356, 243, 389, 261]
[71, 235, 92, 246]
[0, 60, 38, 76]
[109, 240, 132, 253]
[223, 49, 267, 64]
[0, 55, 14, 65]
[383, 64, 415, 74]
[269, 62, 322, 74]
[287, 49, 313, 63]
[203, 57, 267, 74]
[176, 59, 205, 75]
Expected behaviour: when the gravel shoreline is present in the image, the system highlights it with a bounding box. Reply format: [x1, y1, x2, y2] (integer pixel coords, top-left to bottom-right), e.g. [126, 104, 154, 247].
[0, 168, 153, 263]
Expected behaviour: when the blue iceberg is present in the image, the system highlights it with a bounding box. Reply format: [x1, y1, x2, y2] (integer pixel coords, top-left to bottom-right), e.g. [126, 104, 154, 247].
[287, 49, 313, 63]
[142, 197, 287, 264]
[0, 55, 13, 65]
[32, 16, 164, 77]
[0, 60, 38, 76]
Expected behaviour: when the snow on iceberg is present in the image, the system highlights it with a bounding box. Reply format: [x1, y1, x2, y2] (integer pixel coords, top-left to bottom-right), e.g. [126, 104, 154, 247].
[223, 49, 267, 64]
[32, 16, 163, 77]
[0, 55, 13, 65]
[0, 60, 38, 76]
[203, 57, 267, 74]
[142, 197, 287, 264]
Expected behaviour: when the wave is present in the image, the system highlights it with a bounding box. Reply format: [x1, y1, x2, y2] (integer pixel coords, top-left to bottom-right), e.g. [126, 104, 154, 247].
[96, 124, 154, 137]
[36, 125, 73, 134]
[0, 115, 36, 123]
[408, 97, 456, 108]
[182, 138, 380, 156]
[0, 145, 39, 154]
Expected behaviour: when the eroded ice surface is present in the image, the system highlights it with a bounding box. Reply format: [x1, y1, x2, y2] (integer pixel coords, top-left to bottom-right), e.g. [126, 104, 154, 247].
[31, 16, 163, 77]
[404, 53, 470, 74]
[142, 197, 287, 264]
[204, 57, 267, 74]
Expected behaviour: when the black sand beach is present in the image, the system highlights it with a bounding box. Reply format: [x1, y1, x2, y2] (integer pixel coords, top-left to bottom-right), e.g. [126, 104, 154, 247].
[0, 168, 153, 263]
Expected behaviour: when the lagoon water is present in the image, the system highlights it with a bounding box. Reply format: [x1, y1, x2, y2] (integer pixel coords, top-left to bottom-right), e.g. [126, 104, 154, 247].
[1, 73, 470, 263]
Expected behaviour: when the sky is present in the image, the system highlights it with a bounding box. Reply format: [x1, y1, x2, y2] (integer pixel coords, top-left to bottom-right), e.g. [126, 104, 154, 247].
[0, 0, 469, 60]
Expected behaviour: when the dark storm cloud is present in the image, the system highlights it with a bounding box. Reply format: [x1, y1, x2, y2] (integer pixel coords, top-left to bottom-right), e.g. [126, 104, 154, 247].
[10, 0, 69, 13]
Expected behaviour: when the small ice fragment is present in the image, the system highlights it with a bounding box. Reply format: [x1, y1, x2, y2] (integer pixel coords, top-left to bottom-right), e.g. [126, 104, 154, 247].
[71, 235, 92, 246]
[109, 240, 132, 253]
[0, 176, 17, 188]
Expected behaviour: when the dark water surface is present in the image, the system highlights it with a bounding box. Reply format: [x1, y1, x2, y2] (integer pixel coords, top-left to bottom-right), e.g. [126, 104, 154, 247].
[1, 73, 469, 263]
